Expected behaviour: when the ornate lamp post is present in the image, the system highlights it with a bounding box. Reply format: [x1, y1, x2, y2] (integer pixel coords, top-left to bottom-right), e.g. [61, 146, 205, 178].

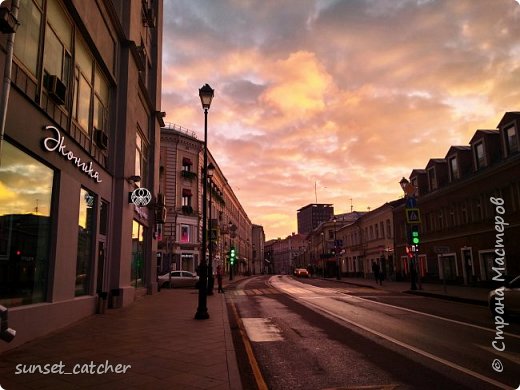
[195, 84, 214, 320]
[207, 163, 215, 296]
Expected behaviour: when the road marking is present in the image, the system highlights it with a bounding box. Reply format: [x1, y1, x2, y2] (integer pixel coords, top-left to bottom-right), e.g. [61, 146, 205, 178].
[242, 318, 284, 342]
[229, 300, 269, 390]
[301, 298, 512, 390]
[339, 293, 520, 340]
[270, 277, 512, 390]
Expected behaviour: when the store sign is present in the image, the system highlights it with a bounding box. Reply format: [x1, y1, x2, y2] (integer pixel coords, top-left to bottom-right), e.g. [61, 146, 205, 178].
[42, 125, 102, 183]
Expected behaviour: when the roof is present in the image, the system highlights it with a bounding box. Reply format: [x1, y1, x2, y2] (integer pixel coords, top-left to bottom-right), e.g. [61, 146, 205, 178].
[497, 112, 520, 128]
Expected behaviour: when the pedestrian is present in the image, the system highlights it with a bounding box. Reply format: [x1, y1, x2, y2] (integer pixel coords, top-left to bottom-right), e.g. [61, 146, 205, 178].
[371, 261, 380, 285]
[217, 265, 224, 293]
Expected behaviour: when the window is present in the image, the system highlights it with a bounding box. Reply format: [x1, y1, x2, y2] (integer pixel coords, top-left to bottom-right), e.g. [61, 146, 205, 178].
[44, 0, 72, 87]
[76, 188, 95, 296]
[131, 221, 145, 287]
[135, 131, 148, 186]
[375, 224, 379, 239]
[449, 156, 459, 180]
[0, 141, 54, 307]
[13, 0, 42, 76]
[100, 201, 109, 236]
[72, 35, 110, 136]
[182, 189, 192, 207]
[428, 167, 436, 191]
[505, 126, 518, 155]
[180, 225, 190, 243]
[182, 158, 192, 172]
[386, 219, 391, 238]
[474, 142, 485, 169]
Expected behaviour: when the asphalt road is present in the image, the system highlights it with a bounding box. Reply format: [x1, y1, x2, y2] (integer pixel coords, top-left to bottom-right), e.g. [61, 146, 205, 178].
[226, 275, 520, 390]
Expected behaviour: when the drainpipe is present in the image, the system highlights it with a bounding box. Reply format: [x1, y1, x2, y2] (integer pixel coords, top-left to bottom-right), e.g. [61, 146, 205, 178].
[0, 0, 19, 165]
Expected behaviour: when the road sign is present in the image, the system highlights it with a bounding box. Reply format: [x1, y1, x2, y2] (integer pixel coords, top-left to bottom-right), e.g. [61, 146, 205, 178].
[406, 208, 421, 224]
[406, 197, 417, 209]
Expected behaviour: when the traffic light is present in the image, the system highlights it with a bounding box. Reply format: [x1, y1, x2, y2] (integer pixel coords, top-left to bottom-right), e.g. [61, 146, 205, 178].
[229, 247, 236, 265]
[410, 225, 420, 245]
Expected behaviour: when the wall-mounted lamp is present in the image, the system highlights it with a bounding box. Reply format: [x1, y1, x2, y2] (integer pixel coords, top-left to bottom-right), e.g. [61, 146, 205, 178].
[127, 175, 141, 184]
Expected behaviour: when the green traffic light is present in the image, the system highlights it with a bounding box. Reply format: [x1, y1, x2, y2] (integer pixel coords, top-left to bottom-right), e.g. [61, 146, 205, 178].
[412, 231, 419, 244]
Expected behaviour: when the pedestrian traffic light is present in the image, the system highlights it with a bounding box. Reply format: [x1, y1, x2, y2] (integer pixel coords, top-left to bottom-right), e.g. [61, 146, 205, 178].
[411, 225, 420, 245]
[230, 247, 236, 265]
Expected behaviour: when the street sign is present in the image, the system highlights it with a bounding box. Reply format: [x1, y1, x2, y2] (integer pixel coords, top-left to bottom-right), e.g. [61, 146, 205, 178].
[406, 208, 421, 224]
[406, 197, 417, 209]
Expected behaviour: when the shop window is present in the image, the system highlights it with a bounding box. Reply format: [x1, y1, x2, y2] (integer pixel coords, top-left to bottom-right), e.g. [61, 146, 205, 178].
[0, 141, 54, 307]
[131, 221, 145, 287]
[13, 0, 43, 76]
[75, 188, 95, 296]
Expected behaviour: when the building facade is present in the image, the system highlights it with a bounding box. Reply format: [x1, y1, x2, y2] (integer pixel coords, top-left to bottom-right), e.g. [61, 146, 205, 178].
[394, 112, 520, 285]
[158, 124, 253, 278]
[0, 0, 164, 352]
[297, 203, 333, 235]
[251, 224, 265, 275]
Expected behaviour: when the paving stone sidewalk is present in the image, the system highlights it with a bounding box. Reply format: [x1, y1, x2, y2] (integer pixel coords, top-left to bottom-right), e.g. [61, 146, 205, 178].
[0, 287, 242, 390]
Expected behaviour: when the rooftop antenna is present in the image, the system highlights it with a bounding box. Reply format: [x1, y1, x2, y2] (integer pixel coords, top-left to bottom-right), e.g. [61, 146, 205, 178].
[350, 198, 353, 213]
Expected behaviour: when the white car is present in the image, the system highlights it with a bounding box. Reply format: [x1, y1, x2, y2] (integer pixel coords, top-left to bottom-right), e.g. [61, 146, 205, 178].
[489, 275, 520, 317]
[158, 270, 200, 289]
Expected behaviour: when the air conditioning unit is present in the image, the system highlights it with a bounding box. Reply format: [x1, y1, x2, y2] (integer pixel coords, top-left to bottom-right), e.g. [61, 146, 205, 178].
[94, 128, 109, 150]
[46, 75, 66, 105]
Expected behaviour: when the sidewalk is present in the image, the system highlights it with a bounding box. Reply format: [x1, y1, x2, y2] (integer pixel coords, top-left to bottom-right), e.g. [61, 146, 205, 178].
[0, 282, 243, 390]
[322, 275, 492, 306]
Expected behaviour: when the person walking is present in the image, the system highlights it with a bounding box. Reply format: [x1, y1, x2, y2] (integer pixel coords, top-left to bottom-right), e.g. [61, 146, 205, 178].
[217, 265, 224, 293]
[371, 261, 380, 285]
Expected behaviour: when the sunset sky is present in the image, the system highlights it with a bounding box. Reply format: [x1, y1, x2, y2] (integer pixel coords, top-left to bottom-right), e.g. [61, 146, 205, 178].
[161, 0, 520, 240]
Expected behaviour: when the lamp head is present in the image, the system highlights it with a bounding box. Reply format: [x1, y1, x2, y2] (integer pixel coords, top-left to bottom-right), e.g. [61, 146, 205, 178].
[199, 84, 214, 110]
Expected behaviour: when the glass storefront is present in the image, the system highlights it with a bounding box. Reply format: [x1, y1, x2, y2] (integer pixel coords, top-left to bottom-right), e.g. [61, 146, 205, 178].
[75, 188, 95, 296]
[0, 141, 54, 307]
[132, 220, 145, 287]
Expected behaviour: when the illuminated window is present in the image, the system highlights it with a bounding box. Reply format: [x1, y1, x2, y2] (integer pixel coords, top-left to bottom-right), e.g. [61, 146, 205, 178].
[180, 225, 190, 243]
[76, 188, 95, 296]
[0, 141, 54, 307]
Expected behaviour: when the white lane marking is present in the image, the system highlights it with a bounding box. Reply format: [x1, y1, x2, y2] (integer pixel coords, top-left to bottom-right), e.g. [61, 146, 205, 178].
[242, 318, 284, 342]
[270, 276, 520, 340]
[299, 297, 512, 390]
[476, 344, 520, 366]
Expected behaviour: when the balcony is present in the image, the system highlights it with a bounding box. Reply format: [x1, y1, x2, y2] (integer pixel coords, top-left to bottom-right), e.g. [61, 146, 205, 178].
[181, 170, 197, 181]
[181, 205, 194, 215]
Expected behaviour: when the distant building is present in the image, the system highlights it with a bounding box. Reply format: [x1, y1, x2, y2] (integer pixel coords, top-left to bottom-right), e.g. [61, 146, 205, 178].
[297, 204, 334, 234]
[266, 233, 307, 274]
[251, 225, 265, 275]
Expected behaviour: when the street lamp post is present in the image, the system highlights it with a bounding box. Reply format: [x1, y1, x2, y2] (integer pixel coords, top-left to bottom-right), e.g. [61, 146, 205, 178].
[320, 232, 325, 278]
[228, 221, 233, 281]
[195, 84, 214, 320]
[334, 217, 341, 280]
[207, 163, 215, 296]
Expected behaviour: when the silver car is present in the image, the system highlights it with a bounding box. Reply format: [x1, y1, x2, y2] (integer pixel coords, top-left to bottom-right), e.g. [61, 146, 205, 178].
[158, 270, 200, 289]
[489, 275, 520, 317]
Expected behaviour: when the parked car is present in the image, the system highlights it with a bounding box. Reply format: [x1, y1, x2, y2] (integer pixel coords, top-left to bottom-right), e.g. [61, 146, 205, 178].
[293, 268, 309, 278]
[158, 270, 200, 289]
[488, 275, 520, 317]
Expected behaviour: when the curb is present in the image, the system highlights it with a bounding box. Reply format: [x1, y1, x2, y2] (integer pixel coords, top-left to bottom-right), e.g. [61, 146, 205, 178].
[221, 291, 243, 390]
[404, 290, 489, 307]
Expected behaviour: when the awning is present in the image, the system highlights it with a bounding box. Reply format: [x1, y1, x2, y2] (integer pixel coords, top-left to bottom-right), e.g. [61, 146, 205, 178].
[182, 189, 192, 196]
[182, 157, 192, 165]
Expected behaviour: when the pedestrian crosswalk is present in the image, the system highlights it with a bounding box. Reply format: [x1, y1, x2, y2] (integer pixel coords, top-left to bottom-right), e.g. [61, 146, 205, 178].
[228, 288, 283, 296]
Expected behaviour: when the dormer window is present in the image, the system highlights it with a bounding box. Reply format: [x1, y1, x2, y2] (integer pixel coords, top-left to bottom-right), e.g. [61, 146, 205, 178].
[505, 126, 518, 155]
[474, 142, 486, 169]
[449, 156, 459, 180]
[428, 167, 437, 191]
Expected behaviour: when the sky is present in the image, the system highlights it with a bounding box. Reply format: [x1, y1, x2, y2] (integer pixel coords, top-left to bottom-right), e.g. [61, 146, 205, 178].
[161, 0, 520, 241]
